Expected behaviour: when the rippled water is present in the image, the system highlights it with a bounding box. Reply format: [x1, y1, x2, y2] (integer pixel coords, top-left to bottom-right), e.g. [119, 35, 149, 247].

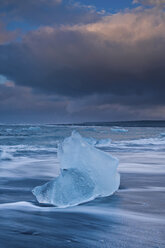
[0, 124, 165, 247]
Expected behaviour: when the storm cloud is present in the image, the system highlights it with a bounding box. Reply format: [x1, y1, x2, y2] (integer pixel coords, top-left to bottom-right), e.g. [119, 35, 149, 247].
[0, 1, 165, 122]
[0, 8, 165, 99]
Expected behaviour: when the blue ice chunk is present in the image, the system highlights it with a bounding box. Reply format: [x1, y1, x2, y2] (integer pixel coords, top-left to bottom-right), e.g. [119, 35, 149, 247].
[111, 127, 128, 133]
[32, 131, 120, 207]
[32, 168, 95, 207]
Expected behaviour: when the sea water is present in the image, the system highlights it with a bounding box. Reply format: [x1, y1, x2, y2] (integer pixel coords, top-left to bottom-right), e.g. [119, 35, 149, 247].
[0, 123, 165, 247]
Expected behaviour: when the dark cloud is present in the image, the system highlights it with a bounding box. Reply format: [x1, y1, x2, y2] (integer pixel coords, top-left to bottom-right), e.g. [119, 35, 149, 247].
[0, 8, 165, 106]
[1, 83, 164, 123]
[0, 3, 165, 122]
[0, 82, 70, 123]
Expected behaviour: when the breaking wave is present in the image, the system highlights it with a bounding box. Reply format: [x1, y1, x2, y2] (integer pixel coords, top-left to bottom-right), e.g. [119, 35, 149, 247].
[0, 150, 13, 161]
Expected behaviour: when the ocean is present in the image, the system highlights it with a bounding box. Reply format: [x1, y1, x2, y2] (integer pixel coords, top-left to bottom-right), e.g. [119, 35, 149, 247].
[0, 123, 165, 248]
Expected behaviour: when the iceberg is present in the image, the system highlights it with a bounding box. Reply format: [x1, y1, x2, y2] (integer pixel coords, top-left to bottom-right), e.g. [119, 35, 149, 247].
[32, 131, 120, 207]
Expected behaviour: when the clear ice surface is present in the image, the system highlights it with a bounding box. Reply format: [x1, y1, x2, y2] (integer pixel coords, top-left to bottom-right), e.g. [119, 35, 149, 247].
[32, 131, 120, 207]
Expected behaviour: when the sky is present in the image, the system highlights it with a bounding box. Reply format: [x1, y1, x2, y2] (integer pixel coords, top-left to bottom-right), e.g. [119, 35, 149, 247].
[0, 0, 165, 123]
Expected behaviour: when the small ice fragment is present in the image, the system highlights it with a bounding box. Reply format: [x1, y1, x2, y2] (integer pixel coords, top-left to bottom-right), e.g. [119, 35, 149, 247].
[96, 138, 111, 147]
[32, 131, 120, 207]
[28, 126, 41, 131]
[111, 127, 128, 133]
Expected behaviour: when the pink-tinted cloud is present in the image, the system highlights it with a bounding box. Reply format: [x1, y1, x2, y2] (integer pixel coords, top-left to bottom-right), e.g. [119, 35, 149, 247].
[0, 4, 165, 122]
[0, 23, 18, 44]
[133, 0, 165, 6]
